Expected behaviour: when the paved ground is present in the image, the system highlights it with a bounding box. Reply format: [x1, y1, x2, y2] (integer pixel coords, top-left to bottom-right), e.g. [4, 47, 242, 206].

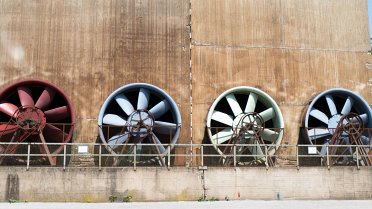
[0, 200, 371, 209]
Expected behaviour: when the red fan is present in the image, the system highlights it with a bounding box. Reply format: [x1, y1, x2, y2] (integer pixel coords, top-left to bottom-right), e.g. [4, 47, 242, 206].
[0, 80, 75, 165]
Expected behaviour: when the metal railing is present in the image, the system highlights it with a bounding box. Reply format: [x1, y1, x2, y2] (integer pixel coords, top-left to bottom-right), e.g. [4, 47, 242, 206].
[0, 142, 371, 170]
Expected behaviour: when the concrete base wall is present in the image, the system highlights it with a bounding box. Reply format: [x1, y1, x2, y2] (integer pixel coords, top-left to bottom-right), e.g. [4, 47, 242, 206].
[0, 167, 371, 202]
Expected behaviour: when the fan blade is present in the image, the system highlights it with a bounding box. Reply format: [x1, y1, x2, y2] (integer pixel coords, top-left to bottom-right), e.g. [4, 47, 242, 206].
[261, 128, 279, 142]
[17, 86, 34, 106]
[151, 133, 166, 154]
[244, 92, 258, 113]
[325, 95, 337, 116]
[308, 128, 331, 140]
[154, 121, 177, 135]
[349, 113, 368, 124]
[115, 94, 135, 116]
[107, 133, 129, 149]
[0, 103, 18, 117]
[0, 124, 18, 137]
[137, 88, 150, 110]
[103, 114, 126, 126]
[44, 106, 69, 122]
[320, 141, 329, 156]
[258, 107, 275, 122]
[248, 139, 264, 159]
[341, 137, 353, 155]
[309, 108, 329, 124]
[43, 124, 69, 142]
[211, 111, 233, 126]
[149, 100, 170, 119]
[341, 96, 354, 115]
[211, 127, 233, 144]
[35, 87, 56, 110]
[226, 94, 243, 117]
[38, 132, 56, 166]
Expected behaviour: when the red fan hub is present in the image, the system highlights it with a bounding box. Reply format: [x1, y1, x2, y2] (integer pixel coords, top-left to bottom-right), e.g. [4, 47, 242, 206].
[16, 107, 46, 133]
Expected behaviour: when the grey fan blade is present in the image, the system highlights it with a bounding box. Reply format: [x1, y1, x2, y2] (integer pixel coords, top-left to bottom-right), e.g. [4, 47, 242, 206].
[341, 96, 354, 115]
[137, 88, 150, 110]
[309, 108, 329, 124]
[261, 128, 280, 142]
[350, 113, 368, 124]
[154, 121, 177, 135]
[115, 94, 135, 115]
[211, 127, 233, 144]
[211, 111, 234, 126]
[226, 94, 243, 117]
[151, 133, 166, 154]
[244, 92, 258, 113]
[149, 100, 170, 119]
[325, 95, 337, 116]
[308, 128, 331, 140]
[320, 141, 329, 156]
[107, 133, 129, 149]
[103, 114, 126, 126]
[258, 107, 275, 122]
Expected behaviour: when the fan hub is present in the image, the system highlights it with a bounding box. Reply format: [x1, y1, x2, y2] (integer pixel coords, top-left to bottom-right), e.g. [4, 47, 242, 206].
[127, 110, 154, 139]
[233, 113, 264, 135]
[16, 107, 46, 133]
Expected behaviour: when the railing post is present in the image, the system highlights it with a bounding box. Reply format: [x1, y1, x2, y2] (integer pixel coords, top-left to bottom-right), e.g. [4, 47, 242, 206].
[356, 145, 360, 170]
[296, 144, 299, 170]
[167, 145, 171, 170]
[233, 145, 236, 168]
[326, 144, 330, 170]
[26, 143, 30, 171]
[99, 144, 102, 171]
[201, 145, 204, 167]
[63, 144, 66, 171]
[265, 145, 269, 170]
[134, 144, 137, 171]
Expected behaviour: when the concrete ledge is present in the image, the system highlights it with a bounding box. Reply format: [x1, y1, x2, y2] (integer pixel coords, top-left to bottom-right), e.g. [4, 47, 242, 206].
[0, 167, 371, 202]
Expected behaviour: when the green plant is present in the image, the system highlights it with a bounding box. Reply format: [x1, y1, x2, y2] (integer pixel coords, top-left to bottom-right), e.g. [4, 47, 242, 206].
[109, 195, 117, 202]
[197, 196, 205, 202]
[8, 199, 17, 203]
[209, 197, 219, 201]
[123, 194, 133, 202]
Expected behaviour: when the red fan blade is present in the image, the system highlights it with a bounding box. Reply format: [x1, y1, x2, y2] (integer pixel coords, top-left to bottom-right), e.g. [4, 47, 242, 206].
[43, 124, 69, 143]
[0, 103, 19, 117]
[17, 86, 34, 107]
[44, 106, 69, 122]
[38, 132, 57, 166]
[0, 124, 18, 138]
[35, 87, 55, 110]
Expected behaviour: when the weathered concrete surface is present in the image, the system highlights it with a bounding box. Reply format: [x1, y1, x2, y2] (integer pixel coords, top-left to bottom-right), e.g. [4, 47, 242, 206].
[2, 200, 372, 209]
[0, 167, 372, 202]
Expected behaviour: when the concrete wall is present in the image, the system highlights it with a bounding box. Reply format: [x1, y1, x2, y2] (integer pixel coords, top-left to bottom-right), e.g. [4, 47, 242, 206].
[1, 167, 372, 202]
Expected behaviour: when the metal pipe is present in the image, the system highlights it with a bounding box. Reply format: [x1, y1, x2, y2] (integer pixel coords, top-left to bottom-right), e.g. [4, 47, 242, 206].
[99, 144, 102, 171]
[134, 144, 137, 171]
[26, 143, 30, 171]
[326, 145, 330, 170]
[63, 144, 66, 170]
[201, 145, 204, 167]
[167, 145, 171, 170]
[233, 145, 236, 167]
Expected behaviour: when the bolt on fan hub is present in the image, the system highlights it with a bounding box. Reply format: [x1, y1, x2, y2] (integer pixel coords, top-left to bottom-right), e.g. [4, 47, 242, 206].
[16, 107, 46, 132]
[127, 110, 154, 139]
